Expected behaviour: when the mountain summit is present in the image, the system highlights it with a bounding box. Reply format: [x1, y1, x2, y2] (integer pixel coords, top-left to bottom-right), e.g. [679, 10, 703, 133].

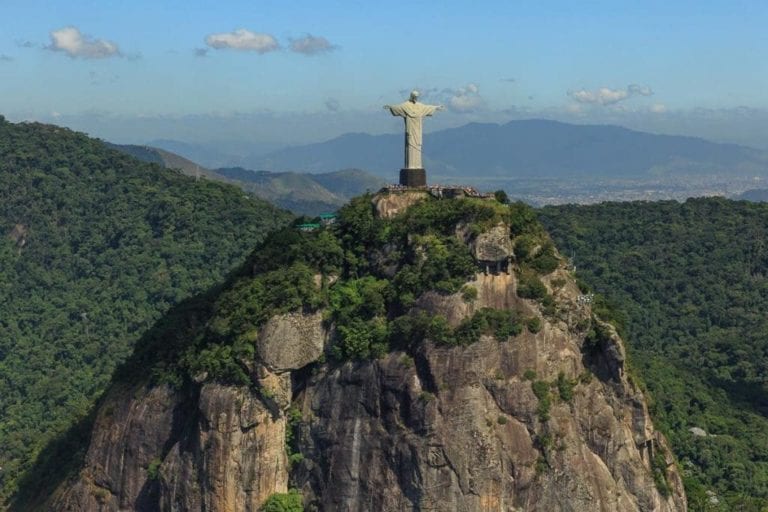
[37, 190, 686, 511]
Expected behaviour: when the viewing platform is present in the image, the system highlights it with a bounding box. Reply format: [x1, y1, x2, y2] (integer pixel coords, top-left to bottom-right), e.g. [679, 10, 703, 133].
[382, 183, 495, 200]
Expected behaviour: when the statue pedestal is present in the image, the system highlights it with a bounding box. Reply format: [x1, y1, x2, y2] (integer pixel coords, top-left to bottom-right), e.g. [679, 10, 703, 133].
[399, 168, 426, 188]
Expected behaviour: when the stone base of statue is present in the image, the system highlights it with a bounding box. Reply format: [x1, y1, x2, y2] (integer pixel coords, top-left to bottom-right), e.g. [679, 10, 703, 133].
[400, 168, 426, 188]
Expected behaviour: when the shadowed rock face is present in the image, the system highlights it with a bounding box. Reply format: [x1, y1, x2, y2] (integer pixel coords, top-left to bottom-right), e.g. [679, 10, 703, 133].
[50, 383, 288, 512]
[47, 217, 686, 512]
[50, 384, 185, 511]
[158, 383, 289, 511]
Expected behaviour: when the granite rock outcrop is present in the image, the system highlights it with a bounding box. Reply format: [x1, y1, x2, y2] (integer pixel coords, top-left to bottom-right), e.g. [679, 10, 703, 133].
[46, 197, 687, 512]
[292, 270, 686, 512]
[257, 311, 327, 373]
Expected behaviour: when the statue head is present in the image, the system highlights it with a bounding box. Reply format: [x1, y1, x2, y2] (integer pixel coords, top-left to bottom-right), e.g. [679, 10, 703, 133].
[409, 90, 420, 102]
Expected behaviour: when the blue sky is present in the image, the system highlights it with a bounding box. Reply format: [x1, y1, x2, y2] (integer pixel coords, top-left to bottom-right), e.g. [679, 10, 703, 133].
[0, 0, 766, 150]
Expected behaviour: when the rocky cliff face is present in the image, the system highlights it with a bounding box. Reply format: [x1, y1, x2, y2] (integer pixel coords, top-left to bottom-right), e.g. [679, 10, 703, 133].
[372, 190, 428, 219]
[293, 271, 685, 512]
[51, 374, 293, 512]
[46, 194, 687, 512]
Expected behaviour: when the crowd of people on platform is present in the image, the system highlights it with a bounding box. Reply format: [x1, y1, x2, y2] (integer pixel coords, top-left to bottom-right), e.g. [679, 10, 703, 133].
[384, 183, 492, 199]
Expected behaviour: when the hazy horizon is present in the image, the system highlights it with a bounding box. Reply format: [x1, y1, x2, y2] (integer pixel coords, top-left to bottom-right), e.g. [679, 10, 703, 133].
[4, 108, 768, 157]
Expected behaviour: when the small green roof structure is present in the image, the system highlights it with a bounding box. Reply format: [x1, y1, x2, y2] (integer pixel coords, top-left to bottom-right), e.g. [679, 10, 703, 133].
[319, 213, 337, 225]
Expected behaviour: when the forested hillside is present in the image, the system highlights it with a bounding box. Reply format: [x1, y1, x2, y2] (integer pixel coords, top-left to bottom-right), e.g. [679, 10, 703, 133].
[540, 199, 768, 511]
[105, 142, 222, 181]
[106, 142, 386, 216]
[0, 117, 292, 502]
[214, 167, 385, 215]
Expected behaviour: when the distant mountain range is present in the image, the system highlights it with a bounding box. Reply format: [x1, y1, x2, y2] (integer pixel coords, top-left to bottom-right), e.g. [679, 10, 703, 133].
[108, 143, 384, 215]
[129, 120, 768, 206]
[145, 138, 281, 170]
[249, 120, 768, 179]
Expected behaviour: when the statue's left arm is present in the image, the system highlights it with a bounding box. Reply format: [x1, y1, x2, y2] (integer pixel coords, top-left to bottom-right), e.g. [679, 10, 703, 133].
[422, 104, 445, 116]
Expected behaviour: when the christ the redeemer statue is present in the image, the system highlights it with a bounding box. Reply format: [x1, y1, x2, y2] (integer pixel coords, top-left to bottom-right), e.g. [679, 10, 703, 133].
[384, 90, 444, 187]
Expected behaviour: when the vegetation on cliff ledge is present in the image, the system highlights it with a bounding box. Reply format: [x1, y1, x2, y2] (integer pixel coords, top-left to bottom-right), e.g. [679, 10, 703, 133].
[120, 193, 555, 389]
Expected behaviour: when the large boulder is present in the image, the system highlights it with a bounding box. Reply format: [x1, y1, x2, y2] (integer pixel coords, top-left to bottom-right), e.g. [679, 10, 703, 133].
[472, 223, 513, 262]
[257, 311, 327, 372]
[372, 190, 428, 219]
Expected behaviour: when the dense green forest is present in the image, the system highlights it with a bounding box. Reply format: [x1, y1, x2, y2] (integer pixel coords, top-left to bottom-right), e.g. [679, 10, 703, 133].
[107, 141, 387, 216]
[540, 198, 768, 511]
[211, 167, 386, 216]
[0, 117, 292, 502]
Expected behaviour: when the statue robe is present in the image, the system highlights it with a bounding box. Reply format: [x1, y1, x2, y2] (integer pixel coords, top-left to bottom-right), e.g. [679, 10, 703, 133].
[386, 101, 441, 169]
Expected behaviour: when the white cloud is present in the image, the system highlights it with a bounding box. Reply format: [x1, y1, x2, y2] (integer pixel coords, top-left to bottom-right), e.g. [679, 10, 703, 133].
[650, 103, 668, 114]
[47, 27, 121, 59]
[205, 29, 279, 53]
[569, 84, 654, 106]
[446, 83, 484, 112]
[570, 87, 628, 105]
[628, 84, 654, 97]
[289, 34, 336, 55]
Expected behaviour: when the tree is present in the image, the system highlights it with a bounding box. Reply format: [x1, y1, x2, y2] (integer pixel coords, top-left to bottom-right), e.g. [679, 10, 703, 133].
[261, 490, 303, 512]
[494, 189, 509, 204]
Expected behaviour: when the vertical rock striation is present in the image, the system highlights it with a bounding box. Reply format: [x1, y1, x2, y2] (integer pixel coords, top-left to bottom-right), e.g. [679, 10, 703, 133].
[50, 382, 289, 512]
